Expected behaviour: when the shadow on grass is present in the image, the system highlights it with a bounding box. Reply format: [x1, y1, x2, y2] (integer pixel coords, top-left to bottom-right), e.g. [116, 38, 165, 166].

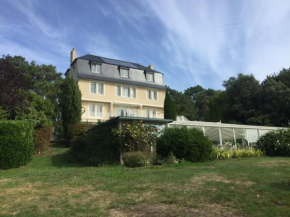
[270, 181, 290, 191]
[50, 140, 87, 168]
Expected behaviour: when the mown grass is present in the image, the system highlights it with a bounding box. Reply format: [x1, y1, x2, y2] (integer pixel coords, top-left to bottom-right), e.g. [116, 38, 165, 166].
[1, 142, 290, 217]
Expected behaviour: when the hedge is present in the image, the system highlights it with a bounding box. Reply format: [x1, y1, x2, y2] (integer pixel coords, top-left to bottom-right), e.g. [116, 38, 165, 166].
[70, 121, 119, 165]
[66, 122, 93, 146]
[256, 129, 290, 157]
[156, 126, 213, 162]
[34, 126, 53, 155]
[0, 120, 34, 169]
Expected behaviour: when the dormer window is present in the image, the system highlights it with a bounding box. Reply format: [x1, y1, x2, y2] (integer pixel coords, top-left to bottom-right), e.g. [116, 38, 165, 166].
[120, 68, 129, 78]
[146, 73, 154, 82]
[91, 63, 101, 74]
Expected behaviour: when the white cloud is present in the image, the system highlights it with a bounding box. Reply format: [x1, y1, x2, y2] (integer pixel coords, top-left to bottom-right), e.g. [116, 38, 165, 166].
[145, 0, 290, 89]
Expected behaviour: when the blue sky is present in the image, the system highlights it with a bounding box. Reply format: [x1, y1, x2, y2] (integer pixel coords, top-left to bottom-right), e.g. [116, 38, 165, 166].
[1, 0, 290, 91]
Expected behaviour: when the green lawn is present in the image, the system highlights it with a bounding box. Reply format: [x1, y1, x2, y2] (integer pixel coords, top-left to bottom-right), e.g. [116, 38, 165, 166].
[1, 142, 290, 217]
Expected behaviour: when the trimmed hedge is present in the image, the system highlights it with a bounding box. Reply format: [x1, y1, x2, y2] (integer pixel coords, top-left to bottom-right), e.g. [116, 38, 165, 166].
[256, 129, 290, 157]
[70, 121, 119, 165]
[157, 127, 213, 162]
[66, 122, 93, 146]
[33, 126, 52, 155]
[0, 120, 34, 169]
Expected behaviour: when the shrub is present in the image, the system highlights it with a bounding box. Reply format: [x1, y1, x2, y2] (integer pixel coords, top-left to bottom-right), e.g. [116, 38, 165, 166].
[66, 122, 93, 146]
[210, 148, 263, 160]
[112, 121, 159, 153]
[69, 121, 120, 166]
[70, 133, 89, 162]
[157, 127, 213, 162]
[164, 152, 178, 164]
[33, 126, 53, 155]
[256, 129, 290, 156]
[123, 151, 147, 167]
[0, 120, 33, 169]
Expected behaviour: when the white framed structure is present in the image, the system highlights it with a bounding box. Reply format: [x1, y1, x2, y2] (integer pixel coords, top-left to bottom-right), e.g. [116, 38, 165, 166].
[169, 120, 286, 149]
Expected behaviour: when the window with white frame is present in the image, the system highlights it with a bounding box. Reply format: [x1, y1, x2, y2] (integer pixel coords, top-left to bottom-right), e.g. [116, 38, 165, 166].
[122, 86, 130, 97]
[90, 82, 104, 94]
[116, 85, 121, 96]
[91, 63, 101, 73]
[146, 73, 154, 82]
[117, 85, 136, 98]
[146, 108, 156, 118]
[120, 68, 129, 78]
[147, 89, 157, 100]
[131, 88, 136, 98]
[116, 107, 135, 117]
[89, 103, 103, 117]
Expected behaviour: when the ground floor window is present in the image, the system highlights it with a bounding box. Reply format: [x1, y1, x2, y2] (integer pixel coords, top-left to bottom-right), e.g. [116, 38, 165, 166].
[116, 107, 136, 117]
[146, 108, 156, 118]
[88, 103, 103, 117]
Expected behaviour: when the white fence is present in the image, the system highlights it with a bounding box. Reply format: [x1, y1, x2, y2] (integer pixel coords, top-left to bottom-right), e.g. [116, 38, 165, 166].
[168, 121, 286, 148]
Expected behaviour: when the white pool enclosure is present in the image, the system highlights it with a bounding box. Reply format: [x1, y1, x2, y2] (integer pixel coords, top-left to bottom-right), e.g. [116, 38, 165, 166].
[168, 118, 285, 148]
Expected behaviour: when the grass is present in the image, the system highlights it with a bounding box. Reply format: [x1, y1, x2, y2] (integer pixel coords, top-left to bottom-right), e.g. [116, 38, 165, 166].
[1, 142, 290, 217]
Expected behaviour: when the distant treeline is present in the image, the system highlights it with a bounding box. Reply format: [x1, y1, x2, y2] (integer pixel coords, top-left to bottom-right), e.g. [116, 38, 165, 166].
[167, 68, 290, 127]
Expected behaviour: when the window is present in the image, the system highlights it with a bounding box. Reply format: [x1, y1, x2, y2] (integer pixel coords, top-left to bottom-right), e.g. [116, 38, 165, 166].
[153, 91, 157, 100]
[89, 104, 95, 117]
[120, 68, 129, 78]
[96, 105, 102, 117]
[123, 87, 130, 97]
[147, 89, 157, 100]
[91, 82, 96, 93]
[89, 103, 102, 117]
[146, 73, 154, 82]
[131, 88, 136, 98]
[146, 109, 156, 118]
[91, 63, 101, 73]
[90, 82, 104, 94]
[98, 83, 104, 94]
[116, 85, 121, 96]
[147, 90, 152, 100]
[116, 107, 135, 117]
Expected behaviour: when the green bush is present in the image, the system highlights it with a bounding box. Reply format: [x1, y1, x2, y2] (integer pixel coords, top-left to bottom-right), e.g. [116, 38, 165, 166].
[66, 122, 93, 146]
[70, 133, 89, 162]
[210, 148, 263, 160]
[0, 120, 33, 169]
[256, 129, 290, 157]
[69, 121, 119, 165]
[33, 126, 52, 155]
[157, 127, 213, 162]
[123, 151, 147, 167]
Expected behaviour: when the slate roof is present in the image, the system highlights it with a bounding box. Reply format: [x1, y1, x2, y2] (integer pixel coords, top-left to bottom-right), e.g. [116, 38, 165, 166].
[75, 54, 163, 74]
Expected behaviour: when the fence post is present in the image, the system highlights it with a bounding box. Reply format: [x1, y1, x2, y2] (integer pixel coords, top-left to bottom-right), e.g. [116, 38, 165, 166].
[233, 128, 237, 149]
[246, 129, 250, 147]
[218, 127, 223, 146]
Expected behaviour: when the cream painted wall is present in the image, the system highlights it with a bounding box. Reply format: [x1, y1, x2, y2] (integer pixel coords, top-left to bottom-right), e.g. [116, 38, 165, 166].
[78, 78, 165, 121]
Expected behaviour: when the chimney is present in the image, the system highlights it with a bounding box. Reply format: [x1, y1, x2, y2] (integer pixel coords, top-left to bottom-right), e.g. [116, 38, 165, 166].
[148, 64, 154, 70]
[70, 48, 76, 64]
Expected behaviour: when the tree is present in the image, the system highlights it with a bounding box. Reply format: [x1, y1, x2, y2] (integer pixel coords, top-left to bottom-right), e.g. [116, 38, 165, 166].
[184, 85, 216, 121]
[223, 73, 262, 125]
[167, 87, 197, 120]
[260, 68, 290, 126]
[164, 90, 177, 120]
[0, 55, 29, 119]
[59, 76, 82, 138]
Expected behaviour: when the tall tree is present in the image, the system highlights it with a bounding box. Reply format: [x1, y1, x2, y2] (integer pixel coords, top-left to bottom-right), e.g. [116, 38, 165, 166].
[0, 55, 29, 119]
[261, 68, 290, 126]
[164, 90, 177, 120]
[167, 87, 196, 120]
[184, 85, 216, 121]
[59, 76, 82, 137]
[223, 73, 262, 125]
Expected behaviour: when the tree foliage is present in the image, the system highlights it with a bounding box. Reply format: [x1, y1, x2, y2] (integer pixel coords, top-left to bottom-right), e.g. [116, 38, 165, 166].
[59, 76, 82, 137]
[164, 89, 177, 120]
